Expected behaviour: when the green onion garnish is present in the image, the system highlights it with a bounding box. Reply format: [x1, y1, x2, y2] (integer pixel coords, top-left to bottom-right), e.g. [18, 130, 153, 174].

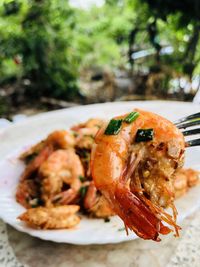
[123, 111, 139, 123]
[135, 128, 154, 142]
[25, 152, 37, 164]
[104, 119, 122, 135]
[79, 175, 86, 182]
[79, 186, 88, 198]
[118, 227, 125, 231]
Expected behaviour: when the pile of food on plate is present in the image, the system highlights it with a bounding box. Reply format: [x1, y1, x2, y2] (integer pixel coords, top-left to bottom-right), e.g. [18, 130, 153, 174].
[16, 109, 199, 241]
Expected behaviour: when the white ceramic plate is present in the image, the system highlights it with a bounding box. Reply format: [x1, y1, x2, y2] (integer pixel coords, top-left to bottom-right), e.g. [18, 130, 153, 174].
[0, 101, 199, 245]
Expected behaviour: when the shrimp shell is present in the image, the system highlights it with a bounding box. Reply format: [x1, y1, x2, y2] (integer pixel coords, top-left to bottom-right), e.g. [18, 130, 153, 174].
[91, 109, 185, 241]
[39, 149, 83, 206]
[20, 130, 75, 160]
[18, 205, 80, 229]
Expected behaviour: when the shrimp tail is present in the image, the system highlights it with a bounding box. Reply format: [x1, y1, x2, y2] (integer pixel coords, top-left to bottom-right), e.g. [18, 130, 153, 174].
[114, 183, 171, 241]
[20, 145, 54, 181]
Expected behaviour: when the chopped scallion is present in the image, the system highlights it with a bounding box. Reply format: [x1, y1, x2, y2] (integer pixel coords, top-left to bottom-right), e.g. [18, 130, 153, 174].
[118, 227, 125, 231]
[104, 119, 122, 135]
[79, 186, 88, 199]
[123, 111, 139, 123]
[25, 152, 37, 164]
[79, 175, 86, 182]
[135, 128, 154, 142]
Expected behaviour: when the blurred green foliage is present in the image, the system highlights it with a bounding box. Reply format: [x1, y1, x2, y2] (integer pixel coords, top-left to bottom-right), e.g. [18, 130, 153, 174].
[0, 0, 79, 100]
[0, 0, 200, 102]
[142, 0, 200, 77]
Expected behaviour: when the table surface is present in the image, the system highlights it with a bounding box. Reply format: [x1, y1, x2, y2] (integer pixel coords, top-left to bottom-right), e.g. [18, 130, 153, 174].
[4, 209, 200, 267]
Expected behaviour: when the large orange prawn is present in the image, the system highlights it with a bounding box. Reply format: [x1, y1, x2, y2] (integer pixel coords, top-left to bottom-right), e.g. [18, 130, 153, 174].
[91, 109, 185, 241]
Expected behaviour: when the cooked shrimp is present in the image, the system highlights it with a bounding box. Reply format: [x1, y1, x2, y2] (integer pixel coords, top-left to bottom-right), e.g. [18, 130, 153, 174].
[20, 145, 54, 181]
[91, 109, 185, 241]
[16, 146, 53, 208]
[39, 149, 84, 206]
[20, 130, 75, 160]
[18, 205, 80, 229]
[46, 130, 75, 149]
[16, 179, 40, 208]
[83, 181, 114, 218]
[71, 118, 105, 150]
[174, 170, 188, 198]
[17, 131, 76, 208]
[20, 130, 75, 180]
[184, 168, 200, 187]
[71, 118, 104, 137]
[174, 168, 199, 198]
[71, 119, 105, 177]
[89, 196, 115, 218]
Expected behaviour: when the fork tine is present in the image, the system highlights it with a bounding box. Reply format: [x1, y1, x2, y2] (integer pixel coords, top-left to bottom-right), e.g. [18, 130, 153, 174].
[186, 138, 200, 147]
[176, 119, 200, 129]
[182, 128, 200, 136]
[174, 112, 200, 125]
[174, 112, 200, 147]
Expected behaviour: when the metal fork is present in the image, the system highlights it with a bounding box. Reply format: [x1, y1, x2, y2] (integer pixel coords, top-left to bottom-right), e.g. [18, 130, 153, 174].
[174, 112, 200, 147]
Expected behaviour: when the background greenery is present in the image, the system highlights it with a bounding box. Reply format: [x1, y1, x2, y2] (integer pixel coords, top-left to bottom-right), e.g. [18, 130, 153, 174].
[0, 0, 200, 116]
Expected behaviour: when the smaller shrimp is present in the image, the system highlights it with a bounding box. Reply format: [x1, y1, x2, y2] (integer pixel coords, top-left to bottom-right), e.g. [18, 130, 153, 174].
[71, 119, 105, 177]
[20, 130, 75, 160]
[16, 179, 40, 208]
[39, 149, 84, 206]
[184, 168, 200, 187]
[46, 130, 75, 149]
[174, 168, 199, 198]
[72, 119, 105, 150]
[20, 130, 75, 181]
[20, 145, 54, 181]
[18, 205, 80, 229]
[83, 181, 115, 218]
[174, 170, 188, 198]
[71, 118, 104, 137]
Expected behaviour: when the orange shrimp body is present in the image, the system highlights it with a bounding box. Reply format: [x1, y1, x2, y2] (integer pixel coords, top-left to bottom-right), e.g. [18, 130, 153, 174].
[91, 109, 185, 241]
[39, 149, 84, 206]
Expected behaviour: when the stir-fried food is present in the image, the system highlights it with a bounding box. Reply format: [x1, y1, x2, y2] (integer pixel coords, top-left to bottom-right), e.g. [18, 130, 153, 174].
[91, 109, 192, 241]
[174, 168, 199, 198]
[83, 181, 115, 218]
[16, 115, 199, 237]
[20, 130, 75, 160]
[19, 205, 80, 229]
[39, 149, 83, 207]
